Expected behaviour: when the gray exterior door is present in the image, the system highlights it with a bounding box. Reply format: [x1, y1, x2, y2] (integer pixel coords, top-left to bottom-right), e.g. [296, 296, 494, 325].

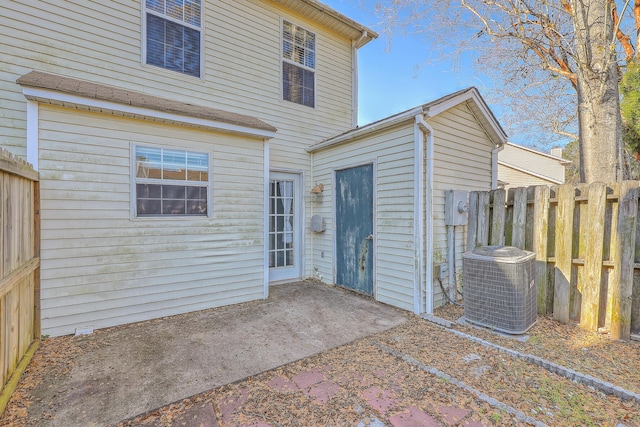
[335, 164, 374, 295]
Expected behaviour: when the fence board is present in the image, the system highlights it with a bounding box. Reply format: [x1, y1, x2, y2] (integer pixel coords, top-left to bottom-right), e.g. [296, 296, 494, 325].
[581, 182, 607, 331]
[554, 184, 575, 324]
[0, 148, 39, 416]
[533, 186, 550, 315]
[512, 187, 527, 249]
[477, 192, 490, 247]
[571, 184, 589, 321]
[467, 192, 478, 251]
[609, 181, 638, 339]
[0, 297, 5, 388]
[490, 189, 506, 246]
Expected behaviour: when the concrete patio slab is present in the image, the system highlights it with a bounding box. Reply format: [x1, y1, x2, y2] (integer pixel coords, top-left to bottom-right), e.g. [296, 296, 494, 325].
[25, 280, 408, 427]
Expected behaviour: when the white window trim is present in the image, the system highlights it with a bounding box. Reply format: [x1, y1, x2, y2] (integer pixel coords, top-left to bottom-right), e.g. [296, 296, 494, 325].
[280, 17, 317, 109]
[130, 142, 213, 220]
[141, 0, 205, 80]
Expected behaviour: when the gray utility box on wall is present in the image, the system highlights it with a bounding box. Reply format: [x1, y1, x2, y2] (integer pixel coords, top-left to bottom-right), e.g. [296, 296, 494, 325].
[445, 190, 469, 226]
[462, 246, 537, 334]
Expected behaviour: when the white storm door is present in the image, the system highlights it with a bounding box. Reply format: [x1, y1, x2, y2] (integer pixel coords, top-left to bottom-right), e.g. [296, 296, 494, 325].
[269, 172, 302, 282]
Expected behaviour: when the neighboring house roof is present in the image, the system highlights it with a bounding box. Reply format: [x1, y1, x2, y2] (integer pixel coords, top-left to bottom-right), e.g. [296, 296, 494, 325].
[17, 71, 278, 138]
[272, 0, 377, 46]
[498, 142, 570, 186]
[307, 87, 507, 152]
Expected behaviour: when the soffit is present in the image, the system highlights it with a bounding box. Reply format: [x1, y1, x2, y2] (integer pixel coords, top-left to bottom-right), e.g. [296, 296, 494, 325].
[269, 0, 377, 44]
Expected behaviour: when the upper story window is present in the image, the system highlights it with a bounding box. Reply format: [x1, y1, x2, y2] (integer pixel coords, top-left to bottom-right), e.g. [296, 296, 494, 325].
[282, 21, 316, 108]
[135, 145, 210, 217]
[144, 0, 202, 78]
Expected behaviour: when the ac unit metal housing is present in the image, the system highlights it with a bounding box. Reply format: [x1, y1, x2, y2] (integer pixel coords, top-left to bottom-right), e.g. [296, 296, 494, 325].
[462, 246, 537, 334]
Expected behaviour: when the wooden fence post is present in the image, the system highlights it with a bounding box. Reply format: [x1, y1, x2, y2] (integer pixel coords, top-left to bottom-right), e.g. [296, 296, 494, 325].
[609, 181, 638, 340]
[554, 184, 575, 324]
[533, 186, 550, 315]
[490, 189, 506, 246]
[580, 182, 607, 331]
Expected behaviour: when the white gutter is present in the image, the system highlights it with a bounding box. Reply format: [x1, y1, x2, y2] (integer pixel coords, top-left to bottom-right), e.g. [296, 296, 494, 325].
[22, 87, 277, 140]
[351, 31, 368, 127]
[415, 114, 434, 314]
[308, 107, 423, 152]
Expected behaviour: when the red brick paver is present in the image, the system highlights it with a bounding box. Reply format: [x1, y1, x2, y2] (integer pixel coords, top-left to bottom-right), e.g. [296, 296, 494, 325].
[389, 406, 443, 427]
[362, 386, 400, 413]
[439, 406, 472, 425]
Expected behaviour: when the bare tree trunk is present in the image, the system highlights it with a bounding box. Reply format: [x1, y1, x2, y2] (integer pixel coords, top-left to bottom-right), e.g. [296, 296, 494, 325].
[576, 69, 623, 182]
[572, 0, 624, 183]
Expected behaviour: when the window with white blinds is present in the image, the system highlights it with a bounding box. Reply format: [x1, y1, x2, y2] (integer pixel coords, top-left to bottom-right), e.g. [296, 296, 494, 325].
[134, 145, 210, 217]
[282, 21, 316, 108]
[144, 0, 202, 78]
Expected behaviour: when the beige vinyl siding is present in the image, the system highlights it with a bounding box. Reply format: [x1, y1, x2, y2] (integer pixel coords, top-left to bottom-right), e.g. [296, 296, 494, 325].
[311, 123, 416, 311]
[37, 105, 266, 336]
[428, 102, 495, 308]
[498, 143, 566, 188]
[1, 0, 354, 139]
[2, 0, 356, 281]
[498, 164, 557, 189]
[500, 144, 565, 181]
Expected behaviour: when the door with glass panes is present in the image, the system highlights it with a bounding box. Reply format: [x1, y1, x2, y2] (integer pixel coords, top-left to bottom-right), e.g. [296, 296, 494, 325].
[269, 172, 301, 282]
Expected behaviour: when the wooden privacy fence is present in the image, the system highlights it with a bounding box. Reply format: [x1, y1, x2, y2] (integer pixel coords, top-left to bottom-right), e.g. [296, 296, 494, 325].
[466, 182, 640, 340]
[0, 148, 40, 415]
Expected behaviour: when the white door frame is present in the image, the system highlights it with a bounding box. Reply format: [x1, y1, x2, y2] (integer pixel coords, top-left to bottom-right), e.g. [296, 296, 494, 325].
[268, 170, 303, 283]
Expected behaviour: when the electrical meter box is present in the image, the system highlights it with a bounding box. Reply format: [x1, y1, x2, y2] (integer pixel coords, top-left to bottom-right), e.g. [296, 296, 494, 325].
[445, 190, 469, 226]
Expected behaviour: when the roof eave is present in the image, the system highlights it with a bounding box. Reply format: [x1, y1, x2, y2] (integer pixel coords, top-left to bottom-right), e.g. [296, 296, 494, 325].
[424, 87, 508, 148]
[270, 0, 378, 45]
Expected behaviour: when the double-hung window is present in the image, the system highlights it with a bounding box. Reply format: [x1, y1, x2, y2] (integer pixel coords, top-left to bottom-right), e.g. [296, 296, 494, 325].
[282, 21, 316, 108]
[134, 145, 210, 217]
[144, 0, 202, 77]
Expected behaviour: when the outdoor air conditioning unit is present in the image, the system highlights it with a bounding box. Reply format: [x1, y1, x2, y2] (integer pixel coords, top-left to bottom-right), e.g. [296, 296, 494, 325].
[462, 246, 537, 334]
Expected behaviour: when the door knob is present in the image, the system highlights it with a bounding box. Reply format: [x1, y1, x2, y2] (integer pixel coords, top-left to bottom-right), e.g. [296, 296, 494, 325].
[365, 234, 373, 240]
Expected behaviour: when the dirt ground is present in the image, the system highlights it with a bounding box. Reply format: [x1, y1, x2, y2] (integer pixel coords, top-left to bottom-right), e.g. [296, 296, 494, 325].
[2, 292, 640, 426]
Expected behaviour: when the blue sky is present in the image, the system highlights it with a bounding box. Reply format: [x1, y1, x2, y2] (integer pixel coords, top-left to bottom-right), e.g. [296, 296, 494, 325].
[323, 0, 495, 127]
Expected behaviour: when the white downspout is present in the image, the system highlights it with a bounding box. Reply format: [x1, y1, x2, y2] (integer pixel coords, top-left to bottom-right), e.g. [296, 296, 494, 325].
[351, 31, 367, 127]
[263, 140, 270, 299]
[415, 114, 434, 314]
[26, 99, 39, 170]
[491, 146, 501, 189]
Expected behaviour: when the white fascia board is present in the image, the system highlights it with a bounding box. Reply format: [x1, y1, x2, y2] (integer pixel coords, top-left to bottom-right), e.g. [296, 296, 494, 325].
[498, 161, 564, 184]
[307, 106, 424, 152]
[22, 87, 277, 140]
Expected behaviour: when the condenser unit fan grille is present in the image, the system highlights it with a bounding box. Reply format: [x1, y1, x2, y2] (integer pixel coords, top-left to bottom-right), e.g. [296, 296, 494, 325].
[462, 246, 537, 334]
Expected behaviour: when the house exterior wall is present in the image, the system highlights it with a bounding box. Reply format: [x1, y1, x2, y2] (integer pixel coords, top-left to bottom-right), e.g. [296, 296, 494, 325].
[498, 143, 566, 188]
[37, 105, 267, 336]
[2, 0, 359, 285]
[428, 102, 496, 308]
[1, 0, 355, 157]
[1, 0, 364, 334]
[498, 164, 558, 189]
[310, 123, 417, 311]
